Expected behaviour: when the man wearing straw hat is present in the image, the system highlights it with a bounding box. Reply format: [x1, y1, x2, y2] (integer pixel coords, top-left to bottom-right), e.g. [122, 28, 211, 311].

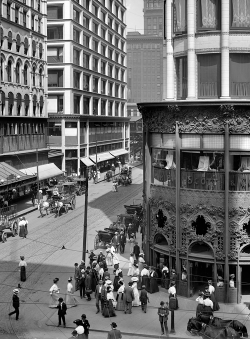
[8, 289, 20, 320]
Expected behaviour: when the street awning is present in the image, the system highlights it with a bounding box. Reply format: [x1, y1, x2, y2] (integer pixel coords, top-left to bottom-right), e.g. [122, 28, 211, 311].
[89, 152, 115, 164]
[0, 162, 36, 181]
[20, 163, 63, 181]
[110, 149, 129, 157]
[80, 157, 94, 167]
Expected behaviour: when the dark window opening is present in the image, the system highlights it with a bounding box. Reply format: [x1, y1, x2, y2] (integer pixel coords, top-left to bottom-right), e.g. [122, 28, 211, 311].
[192, 215, 211, 236]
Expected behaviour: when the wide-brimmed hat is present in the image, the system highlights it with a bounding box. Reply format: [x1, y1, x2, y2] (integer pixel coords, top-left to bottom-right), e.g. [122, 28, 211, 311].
[13, 289, 19, 295]
[230, 274, 235, 278]
[143, 264, 148, 268]
[131, 276, 139, 282]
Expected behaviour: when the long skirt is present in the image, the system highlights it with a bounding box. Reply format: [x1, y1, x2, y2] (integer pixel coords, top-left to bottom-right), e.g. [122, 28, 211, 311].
[149, 278, 159, 294]
[49, 292, 59, 308]
[65, 292, 78, 308]
[137, 276, 142, 290]
[132, 287, 141, 307]
[127, 266, 134, 277]
[106, 254, 113, 266]
[141, 276, 150, 291]
[102, 300, 116, 317]
[210, 292, 220, 311]
[113, 276, 120, 292]
[116, 293, 125, 311]
[20, 266, 26, 282]
[19, 225, 26, 238]
[196, 303, 204, 317]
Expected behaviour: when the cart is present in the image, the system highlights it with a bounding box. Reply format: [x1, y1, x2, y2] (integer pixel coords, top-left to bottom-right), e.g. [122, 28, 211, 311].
[54, 182, 76, 210]
[118, 167, 132, 186]
[94, 224, 121, 249]
[0, 204, 18, 242]
[73, 178, 86, 196]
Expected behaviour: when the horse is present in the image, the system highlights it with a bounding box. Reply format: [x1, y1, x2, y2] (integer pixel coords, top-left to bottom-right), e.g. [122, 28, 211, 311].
[187, 317, 203, 335]
[200, 323, 240, 339]
[38, 201, 50, 217]
[210, 317, 248, 338]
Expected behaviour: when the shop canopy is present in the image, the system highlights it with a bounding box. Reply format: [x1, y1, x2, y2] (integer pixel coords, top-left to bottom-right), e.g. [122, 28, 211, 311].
[20, 163, 63, 181]
[0, 162, 36, 182]
[80, 157, 95, 167]
[89, 152, 115, 164]
[109, 149, 129, 158]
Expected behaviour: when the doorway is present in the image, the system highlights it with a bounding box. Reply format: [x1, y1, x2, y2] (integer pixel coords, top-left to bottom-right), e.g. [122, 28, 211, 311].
[190, 261, 213, 293]
[241, 265, 250, 295]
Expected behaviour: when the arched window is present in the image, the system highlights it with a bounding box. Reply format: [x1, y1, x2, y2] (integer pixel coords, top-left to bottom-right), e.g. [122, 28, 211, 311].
[24, 37, 28, 55]
[16, 62, 20, 83]
[33, 94, 37, 116]
[1, 58, 4, 81]
[7, 60, 12, 82]
[23, 64, 28, 85]
[39, 96, 44, 116]
[32, 66, 36, 86]
[39, 43, 43, 59]
[8, 31, 12, 50]
[39, 68, 43, 87]
[16, 34, 21, 52]
[16, 93, 22, 116]
[24, 94, 30, 116]
[192, 215, 211, 236]
[32, 40, 36, 57]
[1, 27, 3, 47]
[8, 92, 14, 115]
[1, 91, 5, 115]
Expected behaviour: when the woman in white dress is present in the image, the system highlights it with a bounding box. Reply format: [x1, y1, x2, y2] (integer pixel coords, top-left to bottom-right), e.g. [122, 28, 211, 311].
[138, 254, 145, 274]
[49, 278, 60, 308]
[66, 277, 78, 308]
[106, 247, 113, 266]
[127, 253, 135, 276]
[131, 276, 141, 307]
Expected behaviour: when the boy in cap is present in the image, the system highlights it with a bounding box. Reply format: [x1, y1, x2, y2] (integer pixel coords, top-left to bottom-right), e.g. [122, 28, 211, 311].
[9, 289, 20, 320]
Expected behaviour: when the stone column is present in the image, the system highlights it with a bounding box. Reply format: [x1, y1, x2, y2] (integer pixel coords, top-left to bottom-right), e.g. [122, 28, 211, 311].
[221, 0, 230, 98]
[165, 0, 174, 99]
[187, 0, 196, 99]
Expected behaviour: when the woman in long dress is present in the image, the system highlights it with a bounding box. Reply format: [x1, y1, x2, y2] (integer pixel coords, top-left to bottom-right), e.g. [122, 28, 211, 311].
[19, 256, 27, 282]
[66, 277, 78, 307]
[49, 278, 60, 308]
[129, 234, 136, 253]
[106, 248, 113, 266]
[149, 267, 159, 293]
[18, 217, 26, 239]
[138, 254, 145, 274]
[131, 276, 141, 307]
[113, 264, 123, 292]
[127, 254, 135, 276]
[116, 281, 125, 311]
[207, 280, 220, 311]
[102, 286, 116, 317]
[196, 292, 205, 317]
[141, 264, 150, 291]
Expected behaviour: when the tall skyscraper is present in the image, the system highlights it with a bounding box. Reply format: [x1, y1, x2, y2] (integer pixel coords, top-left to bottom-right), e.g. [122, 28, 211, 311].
[47, 0, 129, 175]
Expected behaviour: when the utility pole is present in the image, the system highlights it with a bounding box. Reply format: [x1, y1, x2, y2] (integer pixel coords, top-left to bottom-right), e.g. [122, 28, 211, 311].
[36, 148, 40, 205]
[82, 165, 88, 261]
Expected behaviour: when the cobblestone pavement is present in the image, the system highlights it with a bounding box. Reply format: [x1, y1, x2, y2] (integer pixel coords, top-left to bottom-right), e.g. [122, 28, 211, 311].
[0, 167, 143, 339]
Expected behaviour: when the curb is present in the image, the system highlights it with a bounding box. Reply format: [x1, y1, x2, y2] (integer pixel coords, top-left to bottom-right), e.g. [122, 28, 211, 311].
[17, 206, 37, 218]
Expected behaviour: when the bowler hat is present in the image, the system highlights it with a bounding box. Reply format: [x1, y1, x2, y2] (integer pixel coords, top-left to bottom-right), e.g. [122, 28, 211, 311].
[111, 322, 117, 328]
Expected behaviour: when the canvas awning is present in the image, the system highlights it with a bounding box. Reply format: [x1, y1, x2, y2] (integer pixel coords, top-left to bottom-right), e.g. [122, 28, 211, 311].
[20, 163, 63, 181]
[109, 149, 129, 157]
[0, 162, 36, 182]
[80, 157, 94, 167]
[89, 152, 115, 164]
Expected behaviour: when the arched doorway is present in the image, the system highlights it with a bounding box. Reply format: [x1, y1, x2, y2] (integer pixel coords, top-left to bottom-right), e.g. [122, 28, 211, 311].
[153, 234, 170, 281]
[189, 241, 214, 293]
[240, 244, 250, 296]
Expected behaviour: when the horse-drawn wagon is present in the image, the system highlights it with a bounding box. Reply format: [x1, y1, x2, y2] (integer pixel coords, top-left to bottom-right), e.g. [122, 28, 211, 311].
[94, 224, 120, 249]
[117, 166, 132, 186]
[0, 204, 18, 242]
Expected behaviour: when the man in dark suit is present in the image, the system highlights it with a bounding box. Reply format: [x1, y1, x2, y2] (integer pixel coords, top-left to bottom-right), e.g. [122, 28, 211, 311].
[95, 280, 106, 313]
[119, 231, 126, 254]
[112, 232, 120, 253]
[97, 251, 105, 264]
[8, 289, 20, 320]
[57, 297, 67, 327]
[78, 269, 86, 299]
[107, 322, 122, 339]
[158, 301, 169, 335]
[81, 314, 90, 338]
[123, 282, 134, 314]
[139, 285, 149, 313]
[133, 242, 140, 261]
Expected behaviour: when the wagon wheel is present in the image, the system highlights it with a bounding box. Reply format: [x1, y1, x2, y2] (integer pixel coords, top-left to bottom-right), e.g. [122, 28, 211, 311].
[71, 196, 76, 210]
[1, 231, 7, 243]
[12, 221, 18, 237]
[94, 234, 100, 250]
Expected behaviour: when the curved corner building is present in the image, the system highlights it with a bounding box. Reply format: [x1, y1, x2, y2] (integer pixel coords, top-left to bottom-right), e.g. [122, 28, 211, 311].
[139, 0, 250, 303]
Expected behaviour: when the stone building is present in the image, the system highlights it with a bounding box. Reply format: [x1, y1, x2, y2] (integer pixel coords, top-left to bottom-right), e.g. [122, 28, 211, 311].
[139, 0, 250, 303]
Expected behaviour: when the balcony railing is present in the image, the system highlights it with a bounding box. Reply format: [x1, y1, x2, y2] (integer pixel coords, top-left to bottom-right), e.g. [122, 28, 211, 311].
[152, 166, 176, 187]
[1, 134, 46, 153]
[181, 170, 225, 191]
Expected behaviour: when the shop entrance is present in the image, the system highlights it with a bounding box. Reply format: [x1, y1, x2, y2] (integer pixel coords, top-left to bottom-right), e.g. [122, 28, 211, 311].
[190, 261, 213, 293]
[241, 265, 250, 295]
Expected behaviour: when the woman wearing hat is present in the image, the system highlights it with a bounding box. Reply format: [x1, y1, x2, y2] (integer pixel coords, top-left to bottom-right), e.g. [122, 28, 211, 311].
[66, 277, 78, 308]
[195, 292, 205, 317]
[102, 286, 116, 318]
[49, 278, 60, 308]
[149, 267, 159, 294]
[106, 246, 113, 266]
[207, 280, 220, 311]
[129, 232, 136, 253]
[138, 253, 145, 274]
[131, 274, 141, 307]
[116, 280, 125, 311]
[18, 217, 26, 239]
[19, 256, 27, 282]
[217, 276, 224, 287]
[141, 264, 150, 291]
[229, 274, 235, 288]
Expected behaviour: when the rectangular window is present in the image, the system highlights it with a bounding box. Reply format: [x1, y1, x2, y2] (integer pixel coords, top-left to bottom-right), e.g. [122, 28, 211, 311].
[47, 47, 63, 63]
[115, 83, 119, 97]
[92, 3, 98, 16]
[121, 86, 125, 98]
[115, 102, 119, 116]
[48, 70, 63, 87]
[73, 29, 80, 43]
[73, 71, 80, 89]
[93, 57, 99, 72]
[47, 6, 63, 19]
[73, 8, 79, 23]
[23, 10, 27, 27]
[101, 10, 106, 22]
[108, 16, 113, 28]
[101, 27, 106, 39]
[176, 56, 187, 99]
[121, 55, 125, 65]
[197, 0, 220, 30]
[121, 26, 124, 36]
[109, 82, 113, 96]
[83, 74, 90, 90]
[173, 0, 187, 33]
[101, 60, 106, 74]
[101, 44, 106, 56]
[108, 48, 113, 59]
[115, 22, 119, 32]
[231, 0, 250, 28]
[83, 34, 89, 47]
[15, 6, 19, 23]
[115, 37, 119, 48]
[92, 39, 98, 52]
[83, 15, 89, 28]
[83, 97, 90, 114]
[108, 101, 113, 115]
[48, 26, 63, 39]
[83, 0, 90, 10]
[108, 64, 113, 77]
[31, 15, 35, 30]
[101, 79, 106, 94]
[83, 53, 89, 69]
[93, 77, 98, 92]
[38, 18, 41, 33]
[92, 21, 99, 34]
[93, 98, 98, 115]
[73, 49, 80, 65]
[198, 54, 221, 98]
[7, 2, 11, 20]
[115, 67, 119, 79]
[121, 69, 125, 82]
[115, 52, 119, 63]
[74, 95, 81, 114]
[108, 32, 113, 43]
[101, 99, 106, 115]
[230, 53, 250, 97]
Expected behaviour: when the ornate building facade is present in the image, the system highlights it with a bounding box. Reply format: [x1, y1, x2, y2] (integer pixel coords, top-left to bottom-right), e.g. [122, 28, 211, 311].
[139, 0, 250, 303]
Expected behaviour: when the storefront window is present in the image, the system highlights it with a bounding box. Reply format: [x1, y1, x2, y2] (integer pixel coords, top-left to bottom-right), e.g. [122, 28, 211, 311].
[231, 0, 250, 29]
[173, 0, 187, 33]
[197, 0, 221, 30]
[152, 148, 176, 187]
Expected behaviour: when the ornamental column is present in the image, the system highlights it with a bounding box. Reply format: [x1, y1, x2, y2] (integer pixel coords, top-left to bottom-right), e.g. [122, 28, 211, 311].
[164, 0, 174, 100]
[221, 0, 230, 98]
[187, 0, 196, 99]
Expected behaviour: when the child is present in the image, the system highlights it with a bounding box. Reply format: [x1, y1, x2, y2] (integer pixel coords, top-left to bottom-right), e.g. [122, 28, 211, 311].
[139, 285, 149, 313]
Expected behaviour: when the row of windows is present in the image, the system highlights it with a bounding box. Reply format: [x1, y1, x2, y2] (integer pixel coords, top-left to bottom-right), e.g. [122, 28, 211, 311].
[1, 58, 44, 87]
[4, 2, 43, 32]
[1, 122, 45, 136]
[174, 0, 250, 33]
[145, 0, 163, 9]
[80, 0, 125, 22]
[177, 53, 250, 99]
[1, 30, 43, 58]
[1, 92, 44, 116]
